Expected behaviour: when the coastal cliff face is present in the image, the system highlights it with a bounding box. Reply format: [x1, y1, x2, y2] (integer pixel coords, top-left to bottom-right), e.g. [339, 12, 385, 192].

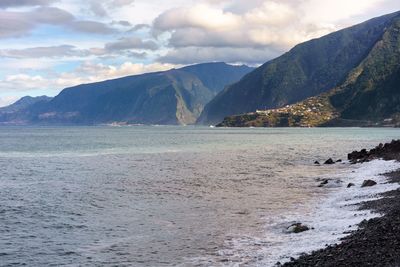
[200, 11, 400, 127]
[0, 63, 252, 125]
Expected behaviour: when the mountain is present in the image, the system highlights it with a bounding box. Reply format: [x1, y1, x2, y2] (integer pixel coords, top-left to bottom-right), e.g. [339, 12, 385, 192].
[0, 96, 53, 125]
[0, 63, 253, 125]
[0, 96, 52, 113]
[217, 11, 400, 128]
[198, 11, 400, 125]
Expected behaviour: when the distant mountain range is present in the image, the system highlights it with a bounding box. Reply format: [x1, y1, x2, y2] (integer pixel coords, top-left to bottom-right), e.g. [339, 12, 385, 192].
[0, 63, 253, 125]
[2, 11, 400, 127]
[200, 11, 400, 127]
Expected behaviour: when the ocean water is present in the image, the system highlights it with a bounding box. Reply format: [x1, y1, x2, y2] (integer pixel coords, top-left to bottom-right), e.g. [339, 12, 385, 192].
[1, 126, 400, 266]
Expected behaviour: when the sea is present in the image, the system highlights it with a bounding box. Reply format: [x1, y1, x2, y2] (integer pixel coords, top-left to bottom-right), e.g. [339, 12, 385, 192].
[1, 126, 400, 266]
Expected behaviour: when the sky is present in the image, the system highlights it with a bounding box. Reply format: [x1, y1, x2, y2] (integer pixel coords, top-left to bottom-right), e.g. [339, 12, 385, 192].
[0, 0, 399, 107]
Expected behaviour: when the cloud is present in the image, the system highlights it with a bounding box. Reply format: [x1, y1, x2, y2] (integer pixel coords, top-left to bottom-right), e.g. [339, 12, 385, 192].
[152, 2, 337, 52]
[0, 95, 20, 108]
[0, 11, 36, 38]
[159, 46, 280, 64]
[0, 61, 179, 95]
[154, 4, 240, 31]
[0, 45, 86, 58]
[89, 2, 108, 17]
[1, 74, 49, 92]
[0, 6, 117, 38]
[111, 0, 135, 6]
[69, 20, 116, 34]
[0, 0, 399, 100]
[105, 37, 159, 51]
[88, 0, 136, 17]
[33, 7, 75, 24]
[150, 0, 400, 64]
[111, 20, 132, 27]
[129, 23, 151, 32]
[0, 36, 157, 59]
[300, 0, 385, 23]
[0, 0, 55, 8]
[71, 61, 177, 81]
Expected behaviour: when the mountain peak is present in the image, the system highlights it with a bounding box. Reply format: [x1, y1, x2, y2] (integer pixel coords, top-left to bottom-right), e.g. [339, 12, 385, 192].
[0, 62, 253, 125]
[198, 11, 400, 125]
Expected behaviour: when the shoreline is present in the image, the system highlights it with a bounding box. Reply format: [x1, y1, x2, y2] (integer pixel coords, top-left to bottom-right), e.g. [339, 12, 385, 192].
[281, 140, 400, 266]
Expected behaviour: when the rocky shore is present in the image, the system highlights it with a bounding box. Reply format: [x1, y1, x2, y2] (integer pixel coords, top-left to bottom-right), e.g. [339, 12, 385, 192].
[281, 139, 400, 267]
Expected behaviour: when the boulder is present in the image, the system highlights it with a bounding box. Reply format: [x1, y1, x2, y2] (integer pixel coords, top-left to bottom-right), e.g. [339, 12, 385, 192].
[314, 161, 320, 165]
[361, 180, 377, 187]
[324, 158, 335, 164]
[318, 179, 329, 187]
[287, 223, 310, 233]
[347, 183, 355, 188]
[336, 159, 342, 163]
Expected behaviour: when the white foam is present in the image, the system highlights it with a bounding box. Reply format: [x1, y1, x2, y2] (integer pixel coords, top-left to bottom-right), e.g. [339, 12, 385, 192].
[252, 159, 400, 266]
[185, 159, 400, 267]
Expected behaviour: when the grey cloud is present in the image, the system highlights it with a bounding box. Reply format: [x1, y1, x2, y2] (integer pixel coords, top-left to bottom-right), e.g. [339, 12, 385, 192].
[0, 11, 34, 38]
[129, 24, 150, 32]
[89, 2, 108, 17]
[127, 51, 148, 59]
[168, 28, 266, 49]
[0, 45, 86, 58]
[88, 0, 135, 17]
[69, 21, 117, 34]
[111, 0, 135, 6]
[32, 7, 75, 24]
[112, 20, 132, 27]
[0, 0, 55, 8]
[159, 47, 281, 65]
[105, 37, 159, 51]
[0, 7, 119, 38]
[0, 7, 72, 39]
[0, 39, 153, 59]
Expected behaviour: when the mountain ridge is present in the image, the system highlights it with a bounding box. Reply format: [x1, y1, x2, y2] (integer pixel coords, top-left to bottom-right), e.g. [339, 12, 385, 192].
[198, 11, 400, 125]
[217, 12, 400, 128]
[0, 62, 253, 125]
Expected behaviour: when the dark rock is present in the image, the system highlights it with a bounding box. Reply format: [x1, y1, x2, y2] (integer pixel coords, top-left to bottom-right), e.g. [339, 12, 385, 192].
[282, 146, 400, 267]
[314, 161, 320, 165]
[324, 158, 335, 164]
[336, 159, 342, 163]
[361, 180, 377, 187]
[347, 183, 355, 188]
[318, 179, 329, 187]
[287, 223, 310, 233]
[347, 140, 400, 164]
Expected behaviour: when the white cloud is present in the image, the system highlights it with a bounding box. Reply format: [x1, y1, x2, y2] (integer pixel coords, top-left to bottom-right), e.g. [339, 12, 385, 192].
[300, 0, 385, 23]
[153, 1, 338, 50]
[0, 0, 399, 98]
[0, 61, 180, 95]
[0, 45, 85, 58]
[159, 47, 279, 64]
[0, 95, 20, 108]
[151, 0, 400, 64]
[154, 4, 240, 31]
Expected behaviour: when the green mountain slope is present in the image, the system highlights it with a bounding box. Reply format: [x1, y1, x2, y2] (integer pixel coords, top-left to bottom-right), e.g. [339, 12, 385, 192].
[329, 15, 400, 122]
[199, 11, 400, 125]
[1, 62, 252, 125]
[217, 12, 400, 128]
